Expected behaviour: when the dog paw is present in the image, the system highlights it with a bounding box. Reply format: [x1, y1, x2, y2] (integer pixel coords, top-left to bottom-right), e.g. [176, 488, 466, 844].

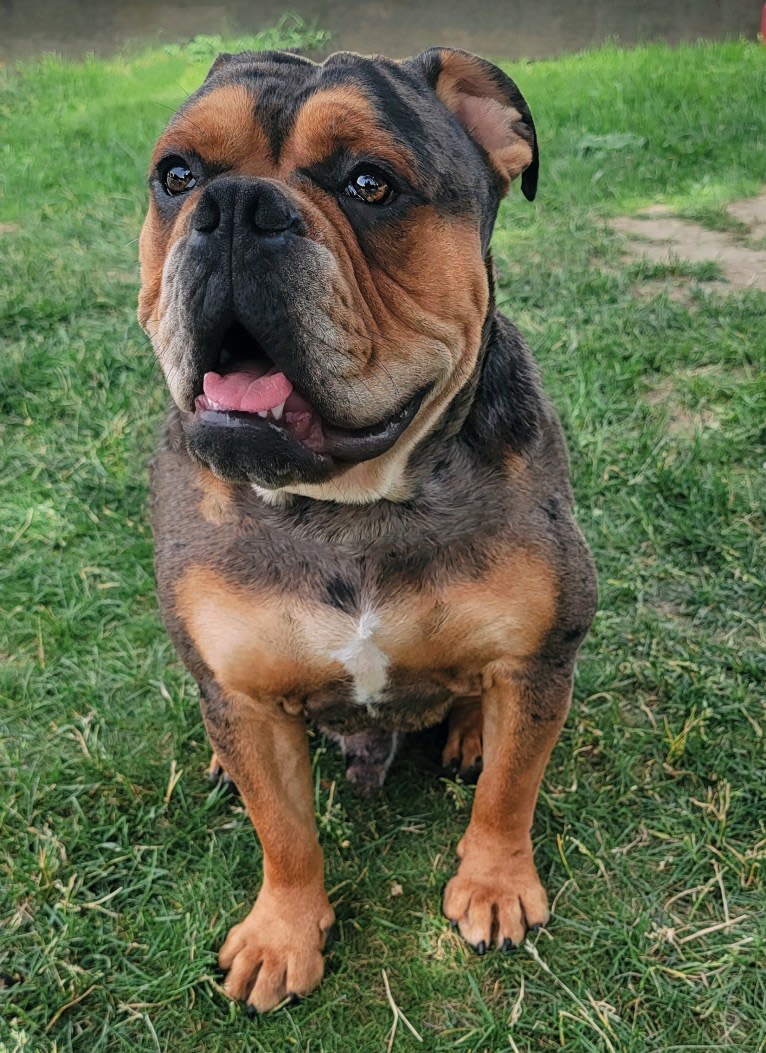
[441, 700, 483, 783]
[218, 890, 335, 1012]
[208, 753, 238, 793]
[443, 850, 549, 950]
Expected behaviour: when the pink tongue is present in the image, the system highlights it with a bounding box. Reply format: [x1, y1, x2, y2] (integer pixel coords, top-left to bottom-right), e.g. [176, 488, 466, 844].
[203, 367, 293, 413]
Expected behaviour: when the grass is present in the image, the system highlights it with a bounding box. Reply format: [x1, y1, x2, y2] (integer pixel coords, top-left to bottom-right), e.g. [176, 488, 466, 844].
[1, 25, 765, 1053]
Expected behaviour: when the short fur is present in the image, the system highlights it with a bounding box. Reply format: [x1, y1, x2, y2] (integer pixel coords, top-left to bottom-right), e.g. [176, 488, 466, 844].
[140, 46, 597, 1012]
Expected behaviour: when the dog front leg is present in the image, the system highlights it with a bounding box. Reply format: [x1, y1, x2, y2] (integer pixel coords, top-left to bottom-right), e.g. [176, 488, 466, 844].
[201, 684, 335, 1011]
[443, 659, 571, 951]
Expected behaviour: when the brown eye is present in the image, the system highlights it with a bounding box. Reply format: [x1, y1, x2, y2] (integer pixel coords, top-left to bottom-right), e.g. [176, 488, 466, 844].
[344, 169, 393, 205]
[163, 163, 196, 196]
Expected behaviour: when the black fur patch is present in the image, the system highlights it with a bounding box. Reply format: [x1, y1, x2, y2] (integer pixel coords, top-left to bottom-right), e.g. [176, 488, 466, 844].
[464, 314, 541, 458]
[324, 575, 358, 613]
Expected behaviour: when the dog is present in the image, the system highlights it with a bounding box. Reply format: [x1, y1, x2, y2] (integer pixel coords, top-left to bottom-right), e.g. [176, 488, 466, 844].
[138, 45, 597, 1013]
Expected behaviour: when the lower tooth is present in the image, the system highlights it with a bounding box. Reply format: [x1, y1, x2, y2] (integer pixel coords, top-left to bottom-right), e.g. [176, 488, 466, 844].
[257, 410, 269, 419]
[272, 401, 286, 421]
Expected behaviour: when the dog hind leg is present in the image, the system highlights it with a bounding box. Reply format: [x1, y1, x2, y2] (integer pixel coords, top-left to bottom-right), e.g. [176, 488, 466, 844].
[441, 697, 483, 783]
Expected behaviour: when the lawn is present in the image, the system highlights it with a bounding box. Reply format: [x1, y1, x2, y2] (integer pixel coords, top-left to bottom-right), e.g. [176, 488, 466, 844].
[1, 21, 764, 1053]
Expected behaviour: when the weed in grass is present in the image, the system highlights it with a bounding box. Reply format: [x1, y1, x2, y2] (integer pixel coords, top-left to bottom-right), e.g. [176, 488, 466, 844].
[1, 31, 765, 1053]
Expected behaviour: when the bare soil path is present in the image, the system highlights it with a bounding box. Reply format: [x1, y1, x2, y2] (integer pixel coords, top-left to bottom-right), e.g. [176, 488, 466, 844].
[610, 188, 766, 293]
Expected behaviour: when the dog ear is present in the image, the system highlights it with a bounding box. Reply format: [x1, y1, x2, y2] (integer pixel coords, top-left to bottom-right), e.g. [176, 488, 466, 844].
[410, 47, 539, 201]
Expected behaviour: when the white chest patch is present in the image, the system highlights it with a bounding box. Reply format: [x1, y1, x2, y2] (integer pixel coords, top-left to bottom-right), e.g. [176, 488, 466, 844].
[328, 609, 389, 706]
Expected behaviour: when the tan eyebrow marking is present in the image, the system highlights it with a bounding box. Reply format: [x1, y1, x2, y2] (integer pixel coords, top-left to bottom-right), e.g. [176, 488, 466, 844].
[153, 83, 271, 174]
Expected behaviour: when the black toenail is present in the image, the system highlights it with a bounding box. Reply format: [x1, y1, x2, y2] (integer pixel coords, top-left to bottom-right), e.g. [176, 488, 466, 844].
[501, 937, 516, 952]
[476, 940, 487, 956]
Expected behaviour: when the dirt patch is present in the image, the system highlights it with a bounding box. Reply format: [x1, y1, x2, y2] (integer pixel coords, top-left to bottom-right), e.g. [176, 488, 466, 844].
[727, 188, 766, 243]
[610, 188, 766, 293]
[642, 364, 751, 439]
[630, 279, 703, 305]
[644, 376, 720, 437]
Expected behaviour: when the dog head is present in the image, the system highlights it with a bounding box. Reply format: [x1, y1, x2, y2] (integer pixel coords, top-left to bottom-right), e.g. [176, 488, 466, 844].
[138, 47, 537, 501]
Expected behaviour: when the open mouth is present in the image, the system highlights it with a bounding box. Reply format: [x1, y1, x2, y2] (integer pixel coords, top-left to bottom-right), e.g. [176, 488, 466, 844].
[193, 322, 426, 463]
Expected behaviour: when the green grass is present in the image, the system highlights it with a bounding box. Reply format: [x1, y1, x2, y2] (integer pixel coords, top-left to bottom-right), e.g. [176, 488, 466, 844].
[1, 28, 765, 1053]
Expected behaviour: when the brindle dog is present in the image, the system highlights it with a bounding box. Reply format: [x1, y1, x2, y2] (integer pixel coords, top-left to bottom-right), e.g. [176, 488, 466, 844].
[139, 46, 597, 1012]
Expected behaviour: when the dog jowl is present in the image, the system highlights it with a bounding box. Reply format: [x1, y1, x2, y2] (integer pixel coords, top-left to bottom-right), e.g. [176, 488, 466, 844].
[139, 46, 597, 1012]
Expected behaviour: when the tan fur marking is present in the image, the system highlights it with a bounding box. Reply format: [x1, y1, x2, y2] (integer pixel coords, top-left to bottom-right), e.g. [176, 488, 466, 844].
[137, 207, 167, 330]
[379, 550, 557, 673]
[157, 83, 270, 173]
[283, 86, 417, 178]
[195, 467, 235, 525]
[175, 566, 340, 698]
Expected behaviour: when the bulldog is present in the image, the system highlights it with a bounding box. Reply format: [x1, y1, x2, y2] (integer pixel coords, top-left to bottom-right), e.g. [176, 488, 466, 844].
[138, 45, 597, 1013]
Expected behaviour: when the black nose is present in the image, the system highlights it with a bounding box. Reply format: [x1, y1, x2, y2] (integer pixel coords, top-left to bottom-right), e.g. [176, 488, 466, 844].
[192, 176, 306, 239]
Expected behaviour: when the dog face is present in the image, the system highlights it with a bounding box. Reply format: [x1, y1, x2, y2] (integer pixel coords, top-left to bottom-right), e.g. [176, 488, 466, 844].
[139, 48, 537, 500]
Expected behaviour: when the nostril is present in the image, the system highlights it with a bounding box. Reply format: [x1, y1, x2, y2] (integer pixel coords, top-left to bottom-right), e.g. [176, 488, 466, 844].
[189, 177, 306, 241]
[193, 193, 221, 234]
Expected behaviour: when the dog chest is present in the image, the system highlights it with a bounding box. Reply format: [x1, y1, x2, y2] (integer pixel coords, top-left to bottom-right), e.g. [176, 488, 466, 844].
[172, 548, 557, 718]
[322, 608, 390, 706]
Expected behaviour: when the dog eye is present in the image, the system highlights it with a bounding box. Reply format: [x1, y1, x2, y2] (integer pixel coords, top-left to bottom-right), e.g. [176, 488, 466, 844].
[344, 169, 393, 206]
[162, 163, 197, 196]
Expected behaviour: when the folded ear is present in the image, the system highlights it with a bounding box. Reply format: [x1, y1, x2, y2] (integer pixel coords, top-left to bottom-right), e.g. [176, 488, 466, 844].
[409, 47, 539, 201]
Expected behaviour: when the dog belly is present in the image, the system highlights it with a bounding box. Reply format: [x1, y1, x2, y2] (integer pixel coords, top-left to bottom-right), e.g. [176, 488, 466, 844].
[303, 674, 461, 734]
